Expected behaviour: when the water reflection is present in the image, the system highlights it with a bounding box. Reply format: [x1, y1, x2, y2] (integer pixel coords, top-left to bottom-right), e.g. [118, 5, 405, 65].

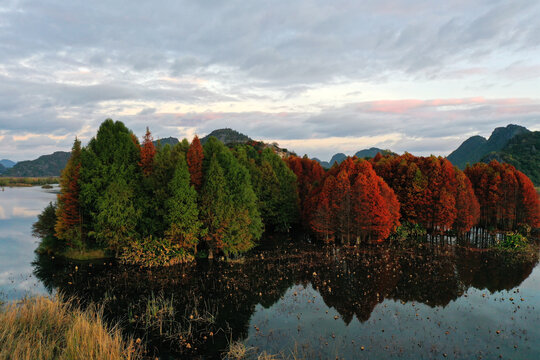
[32, 240, 539, 359]
[0, 186, 58, 300]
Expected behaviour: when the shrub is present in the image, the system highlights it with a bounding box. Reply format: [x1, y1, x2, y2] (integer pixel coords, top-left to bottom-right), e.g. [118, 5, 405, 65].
[120, 236, 194, 267]
[390, 222, 427, 242]
[494, 232, 529, 251]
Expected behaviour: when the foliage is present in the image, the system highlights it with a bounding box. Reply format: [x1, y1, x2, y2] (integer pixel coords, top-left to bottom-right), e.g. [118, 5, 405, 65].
[79, 119, 142, 248]
[139, 127, 156, 176]
[120, 236, 192, 267]
[493, 232, 529, 251]
[237, 146, 299, 232]
[306, 158, 400, 243]
[371, 153, 480, 234]
[55, 138, 83, 248]
[465, 160, 540, 231]
[142, 142, 187, 238]
[285, 155, 325, 223]
[200, 154, 234, 256]
[165, 156, 203, 253]
[187, 135, 204, 191]
[389, 222, 427, 246]
[202, 138, 263, 255]
[32, 202, 58, 240]
[94, 179, 141, 254]
[33, 202, 66, 254]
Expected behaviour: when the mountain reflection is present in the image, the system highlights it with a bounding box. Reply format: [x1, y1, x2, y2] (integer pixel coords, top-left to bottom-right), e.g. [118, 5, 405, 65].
[32, 241, 538, 358]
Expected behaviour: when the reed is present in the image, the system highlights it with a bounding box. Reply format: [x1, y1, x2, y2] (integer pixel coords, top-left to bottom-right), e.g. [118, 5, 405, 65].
[0, 295, 141, 360]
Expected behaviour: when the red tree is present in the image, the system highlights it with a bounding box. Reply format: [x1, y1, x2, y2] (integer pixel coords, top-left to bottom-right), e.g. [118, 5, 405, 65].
[308, 175, 335, 242]
[285, 155, 325, 223]
[306, 157, 400, 244]
[371, 153, 479, 234]
[515, 170, 540, 229]
[139, 127, 156, 176]
[55, 138, 82, 246]
[465, 160, 539, 231]
[453, 170, 480, 234]
[187, 135, 204, 191]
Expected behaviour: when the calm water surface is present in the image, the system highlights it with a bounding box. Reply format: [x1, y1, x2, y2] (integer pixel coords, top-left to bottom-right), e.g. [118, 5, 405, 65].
[0, 186, 57, 300]
[1, 187, 540, 359]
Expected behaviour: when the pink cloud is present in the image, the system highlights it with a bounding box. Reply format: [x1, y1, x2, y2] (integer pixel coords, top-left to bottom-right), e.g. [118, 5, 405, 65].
[356, 97, 536, 114]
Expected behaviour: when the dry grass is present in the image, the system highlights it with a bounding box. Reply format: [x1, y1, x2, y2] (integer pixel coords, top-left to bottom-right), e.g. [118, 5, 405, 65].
[224, 341, 253, 359]
[223, 341, 323, 360]
[0, 295, 141, 360]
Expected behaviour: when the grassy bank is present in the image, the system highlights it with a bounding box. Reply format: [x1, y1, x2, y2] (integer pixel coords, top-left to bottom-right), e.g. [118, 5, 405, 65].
[0, 296, 141, 360]
[0, 177, 59, 187]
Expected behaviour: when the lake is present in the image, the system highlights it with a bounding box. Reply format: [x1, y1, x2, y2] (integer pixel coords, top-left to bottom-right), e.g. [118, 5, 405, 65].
[2, 187, 540, 359]
[0, 186, 58, 301]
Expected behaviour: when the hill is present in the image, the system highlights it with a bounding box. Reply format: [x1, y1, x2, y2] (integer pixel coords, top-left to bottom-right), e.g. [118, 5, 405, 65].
[447, 124, 530, 169]
[2, 151, 70, 177]
[355, 147, 395, 159]
[0, 163, 5, 174]
[201, 128, 251, 145]
[314, 147, 394, 168]
[0, 159, 16, 168]
[312, 158, 330, 168]
[152, 137, 179, 148]
[481, 131, 540, 185]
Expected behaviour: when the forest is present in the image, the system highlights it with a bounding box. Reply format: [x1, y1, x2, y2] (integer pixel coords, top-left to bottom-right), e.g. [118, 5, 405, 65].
[34, 119, 540, 266]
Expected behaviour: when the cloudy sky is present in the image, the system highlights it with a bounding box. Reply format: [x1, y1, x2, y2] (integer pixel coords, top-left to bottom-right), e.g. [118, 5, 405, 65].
[1, 0, 539, 161]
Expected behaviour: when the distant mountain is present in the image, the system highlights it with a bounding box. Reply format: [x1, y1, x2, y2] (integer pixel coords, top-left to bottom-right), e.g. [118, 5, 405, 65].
[0, 159, 16, 168]
[312, 158, 330, 169]
[0, 163, 5, 174]
[201, 128, 251, 145]
[314, 147, 394, 168]
[2, 151, 70, 177]
[481, 131, 540, 185]
[355, 147, 395, 159]
[153, 137, 179, 148]
[329, 153, 347, 166]
[447, 124, 530, 169]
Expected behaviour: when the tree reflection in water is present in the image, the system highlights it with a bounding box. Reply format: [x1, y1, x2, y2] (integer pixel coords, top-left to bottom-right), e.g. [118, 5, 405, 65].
[32, 239, 538, 359]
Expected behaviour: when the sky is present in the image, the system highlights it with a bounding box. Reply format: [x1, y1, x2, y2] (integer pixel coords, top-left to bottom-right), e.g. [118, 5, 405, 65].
[0, 0, 539, 162]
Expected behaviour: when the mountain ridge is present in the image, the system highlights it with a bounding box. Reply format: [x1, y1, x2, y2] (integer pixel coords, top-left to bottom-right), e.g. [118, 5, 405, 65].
[447, 124, 530, 169]
[0, 159, 16, 168]
[2, 151, 70, 177]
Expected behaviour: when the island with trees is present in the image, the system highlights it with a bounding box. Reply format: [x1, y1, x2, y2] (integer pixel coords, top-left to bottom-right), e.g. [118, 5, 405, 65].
[33, 119, 540, 265]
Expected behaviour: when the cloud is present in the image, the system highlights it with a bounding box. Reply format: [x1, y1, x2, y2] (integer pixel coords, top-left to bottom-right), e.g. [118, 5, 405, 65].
[0, 1, 539, 160]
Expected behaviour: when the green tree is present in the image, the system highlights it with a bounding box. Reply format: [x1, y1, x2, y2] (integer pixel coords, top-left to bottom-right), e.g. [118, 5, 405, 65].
[165, 156, 203, 254]
[94, 179, 140, 254]
[79, 119, 141, 247]
[235, 145, 299, 232]
[200, 155, 232, 257]
[204, 138, 263, 246]
[260, 148, 299, 231]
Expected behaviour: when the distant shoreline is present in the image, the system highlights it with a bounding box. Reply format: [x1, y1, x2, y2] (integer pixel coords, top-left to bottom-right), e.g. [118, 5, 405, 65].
[0, 177, 59, 188]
